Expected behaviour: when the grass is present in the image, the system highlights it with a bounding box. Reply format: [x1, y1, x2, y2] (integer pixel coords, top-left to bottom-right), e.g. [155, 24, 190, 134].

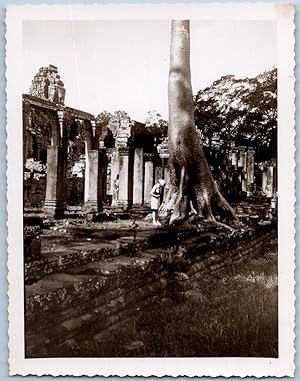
[80, 239, 278, 357]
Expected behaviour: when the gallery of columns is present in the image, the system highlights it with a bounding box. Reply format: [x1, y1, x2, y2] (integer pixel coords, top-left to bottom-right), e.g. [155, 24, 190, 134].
[23, 95, 170, 218]
[23, 65, 277, 219]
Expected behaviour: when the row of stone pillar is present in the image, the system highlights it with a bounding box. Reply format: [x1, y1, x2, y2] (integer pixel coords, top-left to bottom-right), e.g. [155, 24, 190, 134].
[44, 146, 109, 218]
[230, 147, 277, 197]
[111, 148, 168, 208]
[131, 150, 170, 207]
[132, 151, 156, 206]
[261, 159, 277, 198]
[229, 147, 255, 195]
[43, 143, 167, 218]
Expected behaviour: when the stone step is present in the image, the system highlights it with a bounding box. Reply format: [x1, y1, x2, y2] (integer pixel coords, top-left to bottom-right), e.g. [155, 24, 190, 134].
[25, 252, 169, 323]
[24, 222, 277, 357]
[25, 241, 119, 284]
[25, 226, 191, 284]
[25, 220, 275, 285]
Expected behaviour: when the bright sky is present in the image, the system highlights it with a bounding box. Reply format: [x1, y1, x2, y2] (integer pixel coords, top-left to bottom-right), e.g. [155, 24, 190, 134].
[23, 20, 276, 122]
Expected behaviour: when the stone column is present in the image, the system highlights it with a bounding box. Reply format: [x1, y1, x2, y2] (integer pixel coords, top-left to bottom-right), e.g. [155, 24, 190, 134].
[262, 167, 267, 195]
[243, 150, 248, 172]
[231, 150, 238, 168]
[238, 147, 245, 168]
[272, 158, 277, 195]
[246, 149, 255, 196]
[84, 133, 92, 204]
[242, 177, 247, 193]
[105, 149, 112, 197]
[265, 164, 274, 198]
[90, 120, 97, 148]
[242, 150, 248, 193]
[50, 110, 64, 147]
[44, 146, 67, 218]
[118, 147, 132, 208]
[51, 121, 60, 147]
[133, 148, 144, 205]
[100, 150, 108, 205]
[85, 149, 106, 212]
[143, 153, 155, 205]
[110, 149, 120, 207]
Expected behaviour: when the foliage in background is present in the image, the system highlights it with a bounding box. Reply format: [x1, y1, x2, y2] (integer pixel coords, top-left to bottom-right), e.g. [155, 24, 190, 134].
[145, 110, 168, 138]
[95, 110, 113, 130]
[194, 68, 277, 154]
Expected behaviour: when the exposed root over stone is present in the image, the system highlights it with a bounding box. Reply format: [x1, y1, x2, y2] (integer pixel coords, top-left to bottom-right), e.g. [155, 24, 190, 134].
[158, 163, 240, 228]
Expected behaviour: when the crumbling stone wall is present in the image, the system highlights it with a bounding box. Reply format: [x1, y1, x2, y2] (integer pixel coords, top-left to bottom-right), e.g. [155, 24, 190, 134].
[24, 225, 42, 259]
[24, 176, 85, 208]
[24, 177, 46, 208]
[25, 224, 276, 357]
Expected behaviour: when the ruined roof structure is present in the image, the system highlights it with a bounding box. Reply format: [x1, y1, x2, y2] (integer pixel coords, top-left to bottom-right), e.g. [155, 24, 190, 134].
[29, 64, 66, 105]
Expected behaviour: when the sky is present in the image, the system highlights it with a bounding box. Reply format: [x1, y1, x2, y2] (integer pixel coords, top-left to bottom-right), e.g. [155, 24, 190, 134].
[22, 20, 276, 122]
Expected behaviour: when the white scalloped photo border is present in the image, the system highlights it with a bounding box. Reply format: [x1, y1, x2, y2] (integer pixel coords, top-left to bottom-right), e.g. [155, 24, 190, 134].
[6, 3, 295, 377]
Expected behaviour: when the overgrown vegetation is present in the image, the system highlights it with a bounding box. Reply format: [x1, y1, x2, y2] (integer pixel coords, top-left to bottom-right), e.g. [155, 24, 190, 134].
[81, 239, 278, 357]
[194, 68, 277, 161]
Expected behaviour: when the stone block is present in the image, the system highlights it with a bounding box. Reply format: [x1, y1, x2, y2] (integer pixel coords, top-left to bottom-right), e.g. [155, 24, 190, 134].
[24, 225, 42, 260]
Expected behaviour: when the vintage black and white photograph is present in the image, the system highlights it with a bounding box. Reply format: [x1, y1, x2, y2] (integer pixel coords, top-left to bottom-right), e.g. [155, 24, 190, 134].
[7, 3, 295, 377]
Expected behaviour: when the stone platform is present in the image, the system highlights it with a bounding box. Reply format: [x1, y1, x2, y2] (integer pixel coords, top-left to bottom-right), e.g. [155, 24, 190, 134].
[24, 216, 277, 357]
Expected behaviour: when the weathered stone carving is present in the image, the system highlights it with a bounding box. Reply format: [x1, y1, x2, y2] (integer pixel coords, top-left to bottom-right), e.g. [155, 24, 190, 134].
[157, 138, 169, 159]
[23, 100, 58, 160]
[29, 64, 66, 105]
[115, 119, 132, 147]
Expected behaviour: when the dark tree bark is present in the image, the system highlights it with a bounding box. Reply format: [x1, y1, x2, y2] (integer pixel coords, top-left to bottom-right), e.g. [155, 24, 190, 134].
[160, 20, 239, 226]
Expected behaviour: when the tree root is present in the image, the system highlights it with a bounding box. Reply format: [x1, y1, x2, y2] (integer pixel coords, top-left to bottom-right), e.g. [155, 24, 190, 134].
[215, 189, 241, 225]
[200, 219, 238, 236]
[169, 166, 188, 225]
[159, 164, 241, 228]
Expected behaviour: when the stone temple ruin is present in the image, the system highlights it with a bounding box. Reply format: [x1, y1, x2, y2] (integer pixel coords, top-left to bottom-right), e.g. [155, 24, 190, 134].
[29, 64, 66, 105]
[23, 66, 278, 358]
[23, 65, 277, 219]
[24, 66, 172, 218]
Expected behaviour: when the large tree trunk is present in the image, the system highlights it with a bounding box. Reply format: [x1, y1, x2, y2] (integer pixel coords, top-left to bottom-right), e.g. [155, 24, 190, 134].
[160, 20, 238, 225]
